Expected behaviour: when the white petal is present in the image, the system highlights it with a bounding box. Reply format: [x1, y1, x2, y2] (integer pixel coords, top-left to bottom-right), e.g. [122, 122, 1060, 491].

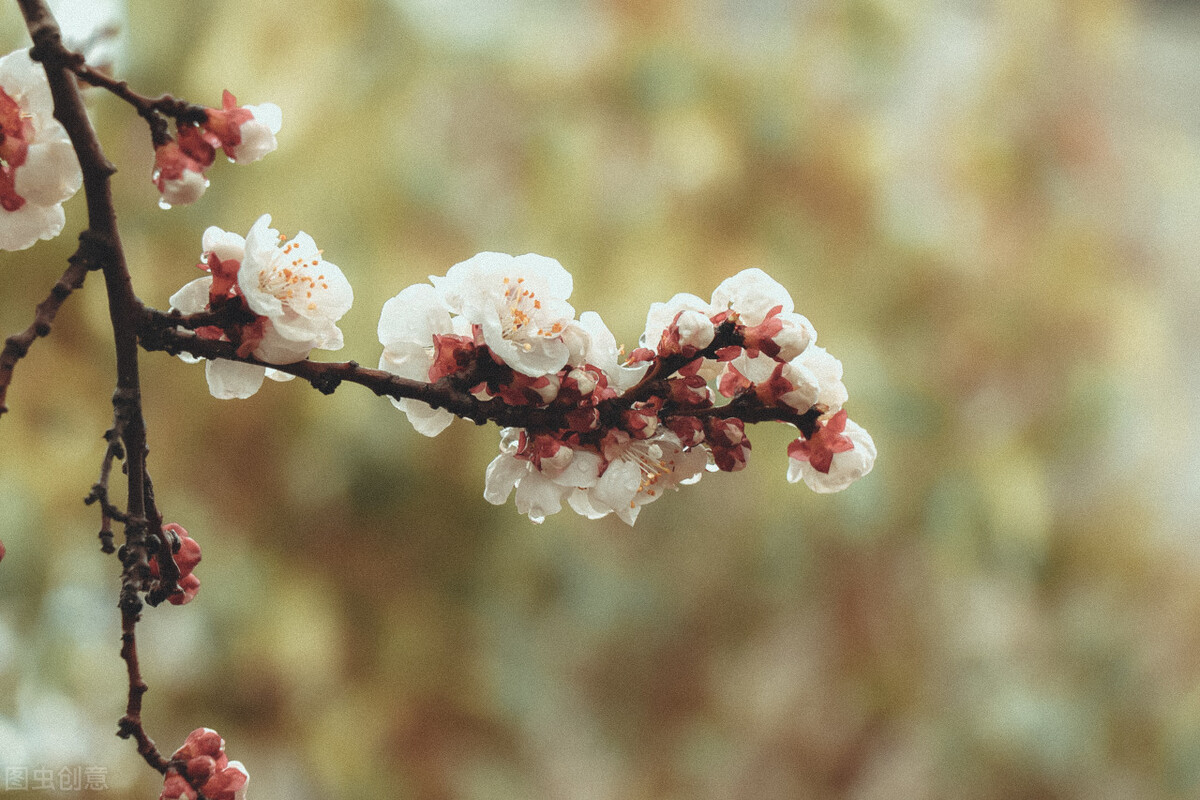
[377, 283, 452, 347]
[264, 368, 295, 382]
[168, 276, 213, 314]
[201, 227, 246, 262]
[253, 323, 313, 364]
[0, 50, 52, 118]
[159, 170, 207, 207]
[0, 201, 64, 251]
[514, 471, 564, 523]
[568, 488, 611, 519]
[484, 453, 526, 506]
[204, 359, 265, 399]
[591, 460, 641, 523]
[232, 105, 280, 164]
[246, 102, 282, 134]
[548, 449, 603, 489]
[15, 139, 81, 205]
[797, 345, 848, 412]
[710, 268, 794, 325]
[397, 399, 454, 437]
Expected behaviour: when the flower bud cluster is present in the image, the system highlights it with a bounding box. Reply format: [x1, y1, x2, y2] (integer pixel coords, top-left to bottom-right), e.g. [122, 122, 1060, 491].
[0, 50, 82, 251]
[153, 90, 281, 208]
[377, 260, 876, 524]
[170, 214, 352, 399]
[159, 728, 248, 800]
[147, 523, 202, 605]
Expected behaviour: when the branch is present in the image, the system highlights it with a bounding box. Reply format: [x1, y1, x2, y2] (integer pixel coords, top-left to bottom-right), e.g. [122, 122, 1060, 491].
[139, 310, 823, 437]
[18, 0, 171, 774]
[65, 57, 207, 146]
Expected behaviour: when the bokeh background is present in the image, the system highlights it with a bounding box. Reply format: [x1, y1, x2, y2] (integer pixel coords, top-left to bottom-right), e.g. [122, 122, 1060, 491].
[1, 0, 1199, 797]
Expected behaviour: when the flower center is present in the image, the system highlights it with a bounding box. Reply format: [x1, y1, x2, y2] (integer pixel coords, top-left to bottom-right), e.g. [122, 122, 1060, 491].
[259, 239, 329, 312]
[0, 87, 32, 212]
[500, 276, 562, 350]
[614, 440, 673, 501]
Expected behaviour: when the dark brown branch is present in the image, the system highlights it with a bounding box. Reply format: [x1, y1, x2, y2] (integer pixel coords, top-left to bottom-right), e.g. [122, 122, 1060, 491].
[65, 58, 206, 146]
[18, 0, 171, 775]
[115, 590, 168, 773]
[139, 311, 822, 436]
[84, 425, 127, 552]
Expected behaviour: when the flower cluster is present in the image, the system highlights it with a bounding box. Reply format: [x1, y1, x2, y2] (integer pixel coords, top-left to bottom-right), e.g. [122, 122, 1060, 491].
[147, 522, 202, 605]
[170, 214, 352, 398]
[159, 728, 248, 800]
[153, 90, 281, 208]
[0, 49, 82, 251]
[378, 258, 875, 524]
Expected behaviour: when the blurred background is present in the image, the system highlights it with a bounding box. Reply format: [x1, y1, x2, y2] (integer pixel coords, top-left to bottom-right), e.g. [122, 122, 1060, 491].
[1, 0, 1198, 797]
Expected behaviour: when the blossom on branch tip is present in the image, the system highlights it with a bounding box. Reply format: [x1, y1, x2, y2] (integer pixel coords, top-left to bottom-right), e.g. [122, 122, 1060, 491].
[0, 49, 82, 251]
[204, 90, 282, 164]
[160, 728, 248, 800]
[787, 410, 876, 493]
[153, 91, 280, 208]
[153, 136, 209, 208]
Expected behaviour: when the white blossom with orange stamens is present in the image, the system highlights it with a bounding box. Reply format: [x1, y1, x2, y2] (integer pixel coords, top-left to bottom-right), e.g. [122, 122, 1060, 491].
[238, 213, 352, 353]
[432, 251, 576, 377]
[570, 431, 708, 526]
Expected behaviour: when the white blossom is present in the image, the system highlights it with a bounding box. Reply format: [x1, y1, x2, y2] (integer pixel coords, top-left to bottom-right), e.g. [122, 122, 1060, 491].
[238, 214, 352, 352]
[787, 415, 876, 493]
[794, 344, 848, 413]
[228, 102, 281, 164]
[432, 251, 576, 377]
[573, 310, 648, 392]
[571, 432, 707, 526]
[709, 267, 794, 325]
[169, 217, 349, 400]
[0, 50, 82, 251]
[484, 429, 603, 523]
[640, 292, 712, 352]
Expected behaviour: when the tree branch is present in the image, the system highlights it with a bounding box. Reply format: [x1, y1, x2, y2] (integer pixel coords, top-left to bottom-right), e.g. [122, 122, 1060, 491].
[139, 310, 823, 437]
[18, 0, 172, 775]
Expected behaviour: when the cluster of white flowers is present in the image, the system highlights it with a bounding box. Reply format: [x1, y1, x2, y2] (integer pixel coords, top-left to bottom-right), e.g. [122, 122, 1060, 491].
[1, 36, 874, 527]
[153, 90, 282, 208]
[169, 214, 352, 399]
[0, 43, 280, 248]
[377, 259, 876, 524]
